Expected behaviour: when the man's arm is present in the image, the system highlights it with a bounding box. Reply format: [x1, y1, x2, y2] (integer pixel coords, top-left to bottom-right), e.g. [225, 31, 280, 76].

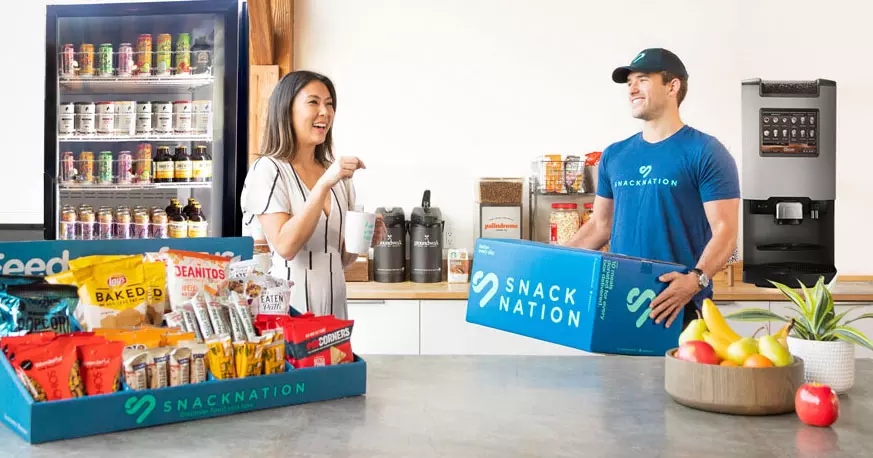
[648, 197, 740, 327]
[564, 196, 614, 250]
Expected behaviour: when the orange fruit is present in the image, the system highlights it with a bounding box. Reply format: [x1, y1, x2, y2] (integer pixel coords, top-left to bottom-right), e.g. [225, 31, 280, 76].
[743, 354, 774, 368]
[720, 360, 739, 367]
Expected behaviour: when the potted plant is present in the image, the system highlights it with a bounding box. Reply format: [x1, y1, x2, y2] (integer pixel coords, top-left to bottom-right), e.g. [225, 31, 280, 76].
[724, 276, 873, 394]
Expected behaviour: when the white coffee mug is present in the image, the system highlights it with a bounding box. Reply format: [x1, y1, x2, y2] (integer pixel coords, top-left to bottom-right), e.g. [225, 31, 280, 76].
[345, 209, 377, 254]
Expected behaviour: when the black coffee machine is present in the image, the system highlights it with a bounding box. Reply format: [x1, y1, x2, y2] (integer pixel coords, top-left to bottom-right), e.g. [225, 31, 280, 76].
[409, 190, 444, 283]
[373, 207, 406, 283]
[741, 79, 837, 287]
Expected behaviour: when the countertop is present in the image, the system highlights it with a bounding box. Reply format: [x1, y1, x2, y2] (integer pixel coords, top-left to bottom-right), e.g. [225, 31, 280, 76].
[2, 356, 870, 457]
[347, 280, 873, 302]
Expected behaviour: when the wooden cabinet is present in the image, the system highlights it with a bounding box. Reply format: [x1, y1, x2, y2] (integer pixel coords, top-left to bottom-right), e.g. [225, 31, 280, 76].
[347, 300, 420, 355]
[419, 300, 590, 356]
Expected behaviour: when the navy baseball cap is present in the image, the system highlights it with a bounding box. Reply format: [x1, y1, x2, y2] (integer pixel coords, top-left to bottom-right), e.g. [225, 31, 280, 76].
[612, 48, 688, 83]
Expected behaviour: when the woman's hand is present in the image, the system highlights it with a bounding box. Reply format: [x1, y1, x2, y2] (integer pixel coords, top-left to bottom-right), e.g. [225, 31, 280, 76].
[318, 156, 365, 189]
[371, 214, 387, 247]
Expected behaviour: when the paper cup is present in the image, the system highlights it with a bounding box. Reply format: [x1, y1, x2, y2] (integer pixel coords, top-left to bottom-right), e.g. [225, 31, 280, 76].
[345, 210, 377, 254]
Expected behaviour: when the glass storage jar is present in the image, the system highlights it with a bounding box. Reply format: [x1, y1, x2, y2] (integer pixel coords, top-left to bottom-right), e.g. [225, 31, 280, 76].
[549, 203, 580, 245]
[581, 203, 594, 225]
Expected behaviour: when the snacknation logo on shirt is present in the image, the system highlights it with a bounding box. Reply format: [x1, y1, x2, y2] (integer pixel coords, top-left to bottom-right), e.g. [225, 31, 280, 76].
[613, 165, 678, 188]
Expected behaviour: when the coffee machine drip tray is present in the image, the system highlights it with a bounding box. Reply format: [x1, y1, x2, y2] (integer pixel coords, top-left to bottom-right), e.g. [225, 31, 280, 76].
[756, 243, 824, 252]
[743, 262, 837, 288]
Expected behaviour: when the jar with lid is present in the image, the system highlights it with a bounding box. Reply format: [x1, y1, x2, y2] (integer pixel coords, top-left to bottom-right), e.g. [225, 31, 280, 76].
[581, 203, 594, 225]
[549, 203, 580, 245]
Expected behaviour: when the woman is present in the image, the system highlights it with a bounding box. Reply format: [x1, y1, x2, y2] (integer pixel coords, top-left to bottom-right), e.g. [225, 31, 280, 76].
[241, 70, 386, 319]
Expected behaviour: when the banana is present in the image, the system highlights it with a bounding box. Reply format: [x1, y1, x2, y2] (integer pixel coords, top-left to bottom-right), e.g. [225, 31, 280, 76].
[702, 298, 742, 343]
[702, 331, 731, 361]
[772, 319, 795, 348]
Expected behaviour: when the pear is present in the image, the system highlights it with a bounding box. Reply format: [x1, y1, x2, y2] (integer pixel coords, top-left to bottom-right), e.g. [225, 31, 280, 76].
[679, 318, 707, 345]
[726, 336, 759, 366]
[758, 334, 794, 367]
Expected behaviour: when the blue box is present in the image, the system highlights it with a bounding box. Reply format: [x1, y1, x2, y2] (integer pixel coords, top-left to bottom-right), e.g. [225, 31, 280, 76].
[465, 239, 688, 356]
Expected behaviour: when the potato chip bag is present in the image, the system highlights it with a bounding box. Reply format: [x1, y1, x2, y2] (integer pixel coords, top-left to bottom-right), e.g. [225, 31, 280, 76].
[79, 341, 124, 395]
[285, 316, 354, 368]
[74, 256, 149, 330]
[164, 250, 231, 311]
[68, 255, 131, 272]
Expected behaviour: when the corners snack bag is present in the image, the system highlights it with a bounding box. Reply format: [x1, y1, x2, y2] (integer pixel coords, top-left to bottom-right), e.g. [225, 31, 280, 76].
[79, 341, 125, 395]
[75, 256, 149, 330]
[13, 339, 82, 402]
[144, 261, 168, 326]
[164, 250, 231, 311]
[286, 316, 355, 368]
[0, 284, 80, 337]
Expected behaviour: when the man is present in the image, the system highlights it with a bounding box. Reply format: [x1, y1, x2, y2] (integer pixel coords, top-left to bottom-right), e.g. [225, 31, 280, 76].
[565, 48, 740, 330]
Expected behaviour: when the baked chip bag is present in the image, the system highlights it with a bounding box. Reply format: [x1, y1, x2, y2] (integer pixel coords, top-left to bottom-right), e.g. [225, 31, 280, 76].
[1, 284, 79, 337]
[45, 270, 77, 286]
[79, 341, 124, 395]
[164, 250, 231, 311]
[14, 339, 79, 402]
[68, 255, 130, 272]
[144, 261, 168, 326]
[286, 316, 355, 368]
[74, 256, 149, 330]
[206, 335, 235, 379]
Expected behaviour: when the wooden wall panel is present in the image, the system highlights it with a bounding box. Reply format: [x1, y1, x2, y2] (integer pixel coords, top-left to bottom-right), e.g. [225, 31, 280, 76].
[248, 65, 280, 166]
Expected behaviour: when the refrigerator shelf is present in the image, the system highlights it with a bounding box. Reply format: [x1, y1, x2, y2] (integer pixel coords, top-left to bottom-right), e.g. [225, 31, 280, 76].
[59, 182, 212, 191]
[59, 75, 214, 93]
[59, 134, 213, 142]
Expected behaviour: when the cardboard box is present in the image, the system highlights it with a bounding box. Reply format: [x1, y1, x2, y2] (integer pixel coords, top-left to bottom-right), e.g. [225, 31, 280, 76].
[465, 238, 688, 356]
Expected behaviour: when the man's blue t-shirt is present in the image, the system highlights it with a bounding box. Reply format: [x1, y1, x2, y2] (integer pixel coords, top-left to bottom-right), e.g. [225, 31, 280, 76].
[596, 125, 740, 306]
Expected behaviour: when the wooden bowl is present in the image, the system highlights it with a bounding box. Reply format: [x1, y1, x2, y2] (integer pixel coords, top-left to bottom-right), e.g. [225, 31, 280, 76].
[664, 348, 805, 415]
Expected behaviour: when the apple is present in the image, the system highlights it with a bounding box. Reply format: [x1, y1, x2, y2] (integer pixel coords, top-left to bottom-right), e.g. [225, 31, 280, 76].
[796, 383, 840, 427]
[675, 341, 720, 365]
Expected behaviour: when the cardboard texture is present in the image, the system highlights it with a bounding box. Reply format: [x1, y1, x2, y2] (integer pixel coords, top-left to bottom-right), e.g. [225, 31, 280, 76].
[466, 239, 688, 356]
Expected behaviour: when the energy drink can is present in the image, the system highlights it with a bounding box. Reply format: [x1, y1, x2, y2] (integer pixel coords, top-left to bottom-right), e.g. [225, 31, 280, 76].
[98, 43, 113, 77]
[134, 143, 152, 183]
[78, 208, 95, 240]
[97, 151, 114, 184]
[136, 34, 152, 77]
[78, 151, 94, 183]
[60, 207, 77, 240]
[117, 151, 133, 184]
[175, 33, 191, 75]
[98, 210, 114, 240]
[60, 151, 75, 183]
[118, 43, 133, 77]
[61, 44, 76, 77]
[115, 208, 132, 239]
[134, 211, 150, 239]
[156, 34, 172, 76]
[79, 44, 94, 77]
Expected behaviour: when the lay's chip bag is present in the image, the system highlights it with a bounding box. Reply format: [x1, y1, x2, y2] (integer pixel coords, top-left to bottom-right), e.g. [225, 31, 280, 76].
[74, 256, 149, 330]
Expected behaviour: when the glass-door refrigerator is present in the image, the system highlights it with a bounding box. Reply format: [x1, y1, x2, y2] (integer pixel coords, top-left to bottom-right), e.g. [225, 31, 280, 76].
[44, 0, 248, 241]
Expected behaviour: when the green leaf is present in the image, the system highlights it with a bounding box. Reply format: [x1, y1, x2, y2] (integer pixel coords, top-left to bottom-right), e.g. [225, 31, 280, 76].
[826, 326, 873, 352]
[811, 281, 834, 339]
[724, 308, 788, 322]
[799, 280, 814, 314]
[825, 306, 862, 332]
[844, 313, 873, 327]
[769, 280, 810, 317]
[792, 319, 813, 340]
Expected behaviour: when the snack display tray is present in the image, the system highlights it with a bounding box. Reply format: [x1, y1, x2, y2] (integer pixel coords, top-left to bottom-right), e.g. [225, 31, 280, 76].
[0, 352, 367, 444]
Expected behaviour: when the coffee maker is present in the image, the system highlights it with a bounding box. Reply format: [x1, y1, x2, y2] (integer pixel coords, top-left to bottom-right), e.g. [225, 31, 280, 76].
[741, 79, 837, 287]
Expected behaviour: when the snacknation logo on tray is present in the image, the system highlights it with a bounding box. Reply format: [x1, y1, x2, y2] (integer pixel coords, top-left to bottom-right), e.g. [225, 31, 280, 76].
[470, 270, 582, 327]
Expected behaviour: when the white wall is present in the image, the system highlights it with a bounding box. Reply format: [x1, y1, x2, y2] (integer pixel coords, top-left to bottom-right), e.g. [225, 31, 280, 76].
[294, 0, 873, 274]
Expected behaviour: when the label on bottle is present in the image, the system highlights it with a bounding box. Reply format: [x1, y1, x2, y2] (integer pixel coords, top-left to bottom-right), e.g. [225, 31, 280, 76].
[169, 221, 187, 238]
[174, 161, 192, 180]
[155, 161, 174, 180]
[187, 221, 208, 238]
[192, 160, 212, 180]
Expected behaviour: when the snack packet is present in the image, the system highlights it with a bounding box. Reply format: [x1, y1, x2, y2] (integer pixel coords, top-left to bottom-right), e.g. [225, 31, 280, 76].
[262, 341, 286, 375]
[286, 316, 355, 368]
[252, 284, 292, 316]
[75, 256, 149, 330]
[79, 341, 125, 395]
[161, 332, 197, 347]
[180, 305, 202, 342]
[144, 261, 168, 326]
[230, 292, 258, 341]
[164, 250, 231, 311]
[14, 339, 81, 401]
[226, 297, 246, 342]
[179, 342, 208, 383]
[45, 270, 77, 286]
[233, 340, 258, 378]
[169, 347, 192, 386]
[205, 292, 231, 336]
[205, 335, 235, 379]
[106, 330, 163, 350]
[0, 284, 79, 337]
[122, 348, 149, 390]
[146, 347, 171, 389]
[163, 311, 186, 331]
[1, 331, 57, 357]
[190, 294, 215, 340]
[0, 274, 46, 287]
[68, 255, 130, 272]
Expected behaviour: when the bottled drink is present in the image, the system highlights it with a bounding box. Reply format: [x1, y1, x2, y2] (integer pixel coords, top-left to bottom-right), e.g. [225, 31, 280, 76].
[168, 203, 187, 238]
[191, 145, 212, 182]
[153, 146, 174, 183]
[173, 145, 192, 183]
[187, 203, 208, 238]
[191, 35, 212, 75]
[165, 198, 180, 217]
[182, 197, 197, 218]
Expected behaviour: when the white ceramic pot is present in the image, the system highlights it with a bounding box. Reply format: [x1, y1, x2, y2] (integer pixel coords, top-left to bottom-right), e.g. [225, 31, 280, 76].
[787, 336, 855, 393]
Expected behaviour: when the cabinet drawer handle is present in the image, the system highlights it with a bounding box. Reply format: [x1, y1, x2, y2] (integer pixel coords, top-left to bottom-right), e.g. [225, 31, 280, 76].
[348, 300, 386, 305]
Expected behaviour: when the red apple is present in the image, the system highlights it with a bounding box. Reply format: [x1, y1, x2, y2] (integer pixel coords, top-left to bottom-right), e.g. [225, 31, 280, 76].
[795, 383, 840, 427]
[675, 341, 720, 365]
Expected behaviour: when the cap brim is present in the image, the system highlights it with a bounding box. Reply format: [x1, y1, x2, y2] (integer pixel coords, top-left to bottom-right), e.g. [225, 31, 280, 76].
[611, 65, 663, 83]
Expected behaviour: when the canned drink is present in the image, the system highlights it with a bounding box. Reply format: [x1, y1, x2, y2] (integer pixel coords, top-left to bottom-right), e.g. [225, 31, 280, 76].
[136, 34, 152, 77]
[61, 44, 76, 77]
[78, 209, 95, 240]
[192, 100, 212, 134]
[96, 101, 115, 134]
[175, 33, 191, 75]
[60, 207, 77, 240]
[97, 151, 114, 184]
[136, 102, 152, 134]
[60, 151, 75, 183]
[114, 101, 136, 136]
[118, 43, 134, 77]
[173, 100, 192, 134]
[79, 44, 94, 77]
[59, 102, 75, 135]
[153, 101, 173, 133]
[98, 210, 114, 240]
[134, 211, 150, 239]
[98, 43, 113, 77]
[115, 208, 132, 239]
[117, 151, 133, 184]
[156, 34, 172, 76]
[151, 211, 169, 239]
[75, 102, 96, 135]
[78, 151, 94, 183]
[134, 143, 152, 183]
